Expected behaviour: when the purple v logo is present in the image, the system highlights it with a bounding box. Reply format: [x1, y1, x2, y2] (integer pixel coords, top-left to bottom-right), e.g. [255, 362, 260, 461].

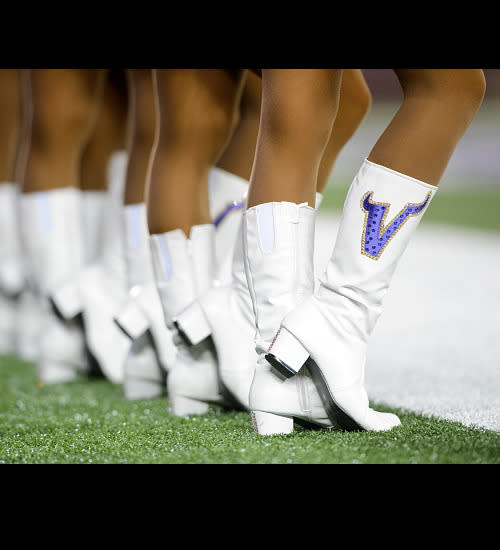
[361, 191, 431, 260]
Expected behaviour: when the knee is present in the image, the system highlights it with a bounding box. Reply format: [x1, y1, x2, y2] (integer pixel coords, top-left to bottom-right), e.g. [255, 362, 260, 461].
[263, 98, 337, 155]
[399, 69, 486, 120]
[31, 91, 95, 150]
[438, 70, 485, 116]
[453, 70, 486, 115]
[158, 98, 238, 157]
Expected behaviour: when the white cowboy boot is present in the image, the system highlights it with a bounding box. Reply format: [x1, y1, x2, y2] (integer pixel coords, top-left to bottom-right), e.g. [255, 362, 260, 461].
[116, 167, 248, 401]
[175, 193, 328, 431]
[173, 221, 255, 411]
[265, 160, 437, 431]
[150, 224, 224, 415]
[244, 197, 334, 434]
[172, 170, 249, 409]
[80, 189, 106, 265]
[0, 183, 24, 354]
[51, 151, 131, 384]
[19, 187, 87, 383]
[116, 202, 175, 399]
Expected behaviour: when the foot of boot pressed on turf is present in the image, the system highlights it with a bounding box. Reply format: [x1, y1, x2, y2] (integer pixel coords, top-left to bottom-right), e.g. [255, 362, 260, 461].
[150, 225, 229, 414]
[170, 394, 210, 416]
[251, 411, 293, 435]
[263, 160, 437, 432]
[243, 200, 335, 434]
[123, 333, 165, 400]
[37, 360, 81, 384]
[20, 187, 89, 382]
[49, 151, 131, 385]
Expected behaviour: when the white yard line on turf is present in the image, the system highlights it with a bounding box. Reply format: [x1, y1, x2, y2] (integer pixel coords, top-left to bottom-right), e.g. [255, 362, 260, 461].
[315, 213, 500, 433]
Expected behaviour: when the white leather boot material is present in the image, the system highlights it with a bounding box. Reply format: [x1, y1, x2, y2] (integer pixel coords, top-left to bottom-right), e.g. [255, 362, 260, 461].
[0, 294, 16, 354]
[244, 201, 332, 432]
[15, 286, 41, 362]
[243, 202, 316, 354]
[270, 160, 437, 431]
[117, 283, 176, 371]
[119, 202, 175, 399]
[150, 227, 210, 326]
[0, 183, 24, 297]
[173, 193, 327, 418]
[19, 187, 87, 383]
[194, 222, 257, 410]
[150, 224, 224, 413]
[77, 152, 130, 383]
[209, 167, 248, 286]
[80, 189, 106, 265]
[123, 203, 155, 290]
[50, 152, 131, 384]
[0, 183, 24, 355]
[123, 332, 165, 400]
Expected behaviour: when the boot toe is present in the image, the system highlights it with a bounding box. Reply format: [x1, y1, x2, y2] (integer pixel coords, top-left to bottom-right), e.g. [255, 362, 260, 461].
[363, 409, 401, 431]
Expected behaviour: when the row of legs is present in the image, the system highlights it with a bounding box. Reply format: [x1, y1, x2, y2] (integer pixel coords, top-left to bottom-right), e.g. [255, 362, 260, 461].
[0, 69, 486, 434]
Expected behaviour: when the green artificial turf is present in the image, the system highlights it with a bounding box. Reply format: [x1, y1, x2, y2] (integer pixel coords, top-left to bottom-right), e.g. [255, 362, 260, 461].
[1, 356, 498, 464]
[320, 184, 500, 233]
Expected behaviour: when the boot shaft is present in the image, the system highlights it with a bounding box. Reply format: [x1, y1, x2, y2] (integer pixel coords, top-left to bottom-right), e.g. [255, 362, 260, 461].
[123, 202, 155, 290]
[19, 187, 84, 294]
[99, 151, 128, 276]
[80, 189, 106, 264]
[209, 167, 248, 287]
[243, 201, 316, 353]
[318, 159, 437, 335]
[150, 224, 216, 326]
[0, 182, 24, 295]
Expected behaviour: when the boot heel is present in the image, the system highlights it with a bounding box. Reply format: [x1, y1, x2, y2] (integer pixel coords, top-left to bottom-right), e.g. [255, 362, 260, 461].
[173, 300, 211, 346]
[170, 394, 209, 416]
[265, 327, 309, 378]
[251, 411, 294, 435]
[38, 361, 80, 384]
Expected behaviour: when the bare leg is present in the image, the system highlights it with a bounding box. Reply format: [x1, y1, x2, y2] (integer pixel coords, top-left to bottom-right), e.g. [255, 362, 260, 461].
[317, 69, 372, 193]
[124, 69, 156, 205]
[23, 69, 106, 193]
[216, 70, 262, 181]
[247, 69, 343, 209]
[148, 69, 247, 236]
[78, 70, 128, 264]
[80, 69, 128, 192]
[368, 69, 486, 186]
